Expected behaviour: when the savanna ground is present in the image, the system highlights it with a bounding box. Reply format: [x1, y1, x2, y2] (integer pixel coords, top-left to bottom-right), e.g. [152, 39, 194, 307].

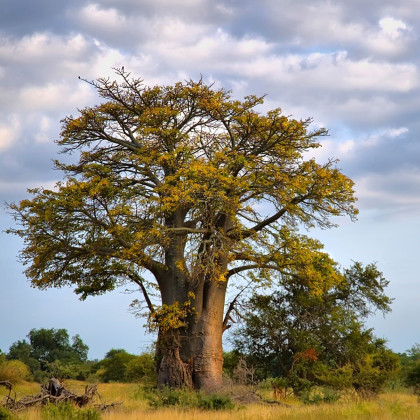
[3, 380, 420, 420]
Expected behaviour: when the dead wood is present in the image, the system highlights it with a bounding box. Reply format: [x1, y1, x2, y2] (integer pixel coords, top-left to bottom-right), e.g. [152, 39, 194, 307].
[227, 385, 292, 407]
[253, 391, 292, 407]
[94, 401, 123, 411]
[0, 378, 120, 412]
[0, 381, 16, 409]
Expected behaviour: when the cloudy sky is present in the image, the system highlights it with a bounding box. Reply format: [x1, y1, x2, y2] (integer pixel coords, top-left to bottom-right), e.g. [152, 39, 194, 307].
[0, 0, 419, 359]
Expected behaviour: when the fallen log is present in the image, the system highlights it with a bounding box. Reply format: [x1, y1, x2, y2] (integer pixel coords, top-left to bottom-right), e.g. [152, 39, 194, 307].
[0, 378, 115, 412]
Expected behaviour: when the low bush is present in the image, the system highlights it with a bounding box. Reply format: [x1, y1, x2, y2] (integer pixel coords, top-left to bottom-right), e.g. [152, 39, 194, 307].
[41, 403, 101, 420]
[142, 386, 234, 410]
[124, 354, 155, 383]
[198, 393, 235, 410]
[301, 387, 341, 405]
[405, 361, 420, 388]
[0, 360, 31, 384]
[0, 406, 15, 420]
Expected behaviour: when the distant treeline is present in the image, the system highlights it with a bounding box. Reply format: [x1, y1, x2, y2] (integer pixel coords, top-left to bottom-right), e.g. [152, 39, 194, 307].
[0, 328, 154, 384]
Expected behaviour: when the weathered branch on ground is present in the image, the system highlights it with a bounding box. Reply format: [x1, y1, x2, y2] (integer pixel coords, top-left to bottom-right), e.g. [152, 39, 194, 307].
[0, 381, 16, 408]
[227, 385, 292, 407]
[253, 391, 292, 407]
[0, 378, 120, 412]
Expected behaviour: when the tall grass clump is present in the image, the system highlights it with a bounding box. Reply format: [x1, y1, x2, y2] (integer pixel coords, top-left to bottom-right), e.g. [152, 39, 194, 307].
[41, 403, 101, 420]
[301, 387, 341, 405]
[0, 406, 15, 420]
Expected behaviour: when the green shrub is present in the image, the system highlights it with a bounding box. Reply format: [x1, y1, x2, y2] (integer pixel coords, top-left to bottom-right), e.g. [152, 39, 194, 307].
[144, 387, 198, 408]
[41, 403, 100, 420]
[288, 375, 312, 396]
[124, 354, 155, 383]
[405, 361, 420, 387]
[0, 360, 31, 384]
[301, 387, 340, 405]
[352, 350, 399, 396]
[33, 369, 49, 383]
[98, 350, 135, 382]
[142, 386, 234, 410]
[198, 394, 235, 410]
[301, 391, 323, 405]
[46, 360, 91, 381]
[0, 406, 15, 420]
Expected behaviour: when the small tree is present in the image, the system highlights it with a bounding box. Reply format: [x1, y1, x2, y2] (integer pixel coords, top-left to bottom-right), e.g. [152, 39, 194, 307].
[9, 70, 357, 390]
[233, 262, 397, 395]
[97, 349, 135, 382]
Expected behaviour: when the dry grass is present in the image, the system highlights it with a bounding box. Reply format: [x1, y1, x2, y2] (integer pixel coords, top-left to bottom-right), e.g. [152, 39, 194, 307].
[3, 381, 420, 420]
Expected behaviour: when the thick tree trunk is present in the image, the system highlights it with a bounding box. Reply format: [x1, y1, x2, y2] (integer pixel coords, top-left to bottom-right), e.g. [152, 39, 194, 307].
[156, 279, 226, 391]
[156, 210, 231, 391]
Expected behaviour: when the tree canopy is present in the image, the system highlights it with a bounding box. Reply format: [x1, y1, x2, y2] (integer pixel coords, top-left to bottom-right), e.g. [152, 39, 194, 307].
[9, 69, 358, 389]
[233, 262, 397, 394]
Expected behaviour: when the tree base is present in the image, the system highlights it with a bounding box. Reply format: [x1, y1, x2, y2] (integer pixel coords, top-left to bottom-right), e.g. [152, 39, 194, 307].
[158, 347, 193, 389]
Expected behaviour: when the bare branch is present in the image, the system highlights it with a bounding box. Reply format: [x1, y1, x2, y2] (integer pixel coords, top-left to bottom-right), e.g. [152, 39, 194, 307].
[223, 280, 253, 332]
[128, 273, 155, 313]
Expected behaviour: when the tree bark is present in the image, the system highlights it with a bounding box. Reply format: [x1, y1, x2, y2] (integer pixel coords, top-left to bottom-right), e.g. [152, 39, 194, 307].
[156, 279, 227, 391]
[156, 209, 231, 391]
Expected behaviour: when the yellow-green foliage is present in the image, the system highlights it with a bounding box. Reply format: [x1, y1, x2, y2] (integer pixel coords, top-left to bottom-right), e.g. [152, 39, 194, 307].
[8, 70, 358, 325]
[0, 360, 31, 384]
[148, 292, 196, 333]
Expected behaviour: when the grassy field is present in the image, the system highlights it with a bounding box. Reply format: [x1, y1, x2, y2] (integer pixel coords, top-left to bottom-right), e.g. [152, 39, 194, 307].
[3, 380, 420, 420]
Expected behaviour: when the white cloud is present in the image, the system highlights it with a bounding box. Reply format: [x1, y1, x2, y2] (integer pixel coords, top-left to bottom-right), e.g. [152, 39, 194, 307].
[246, 1, 415, 59]
[306, 126, 410, 164]
[0, 179, 58, 195]
[338, 139, 355, 155]
[34, 115, 52, 144]
[144, 28, 418, 97]
[357, 127, 409, 149]
[0, 32, 90, 65]
[0, 114, 21, 151]
[237, 51, 418, 93]
[78, 3, 127, 30]
[19, 83, 95, 113]
[143, 27, 272, 71]
[356, 169, 420, 211]
[388, 126, 409, 137]
[379, 17, 410, 40]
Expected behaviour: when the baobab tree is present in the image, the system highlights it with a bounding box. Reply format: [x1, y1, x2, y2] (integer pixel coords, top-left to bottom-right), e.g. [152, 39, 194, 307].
[9, 69, 357, 390]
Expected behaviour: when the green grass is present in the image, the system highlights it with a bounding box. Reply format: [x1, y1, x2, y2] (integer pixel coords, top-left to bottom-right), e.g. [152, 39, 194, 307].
[2, 381, 419, 420]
